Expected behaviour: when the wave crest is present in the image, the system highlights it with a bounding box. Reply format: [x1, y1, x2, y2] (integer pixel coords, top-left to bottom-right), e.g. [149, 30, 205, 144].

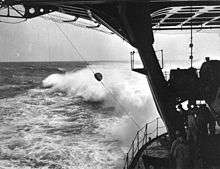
[42, 69, 106, 102]
[42, 67, 157, 129]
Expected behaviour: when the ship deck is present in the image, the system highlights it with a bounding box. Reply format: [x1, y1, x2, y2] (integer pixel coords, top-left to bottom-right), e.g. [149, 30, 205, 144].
[1, 1, 220, 169]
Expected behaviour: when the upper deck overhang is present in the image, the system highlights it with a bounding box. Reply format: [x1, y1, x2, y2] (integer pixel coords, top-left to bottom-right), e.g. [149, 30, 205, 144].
[1, 0, 220, 41]
[1, 0, 220, 45]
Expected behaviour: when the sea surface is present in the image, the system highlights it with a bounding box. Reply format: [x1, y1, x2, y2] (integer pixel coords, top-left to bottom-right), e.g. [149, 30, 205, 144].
[0, 61, 158, 169]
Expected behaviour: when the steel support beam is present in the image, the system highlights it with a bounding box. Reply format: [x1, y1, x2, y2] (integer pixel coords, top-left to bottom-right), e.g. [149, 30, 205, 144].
[119, 3, 183, 137]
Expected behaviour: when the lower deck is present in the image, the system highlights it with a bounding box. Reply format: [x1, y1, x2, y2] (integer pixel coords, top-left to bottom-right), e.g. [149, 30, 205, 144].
[127, 133, 220, 169]
[124, 120, 220, 169]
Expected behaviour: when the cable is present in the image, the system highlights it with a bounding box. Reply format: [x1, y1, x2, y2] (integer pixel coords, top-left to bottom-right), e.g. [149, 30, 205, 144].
[51, 17, 96, 74]
[47, 15, 140, 129]
[47, 21, 51, 62]
[100, 81, 140, 129]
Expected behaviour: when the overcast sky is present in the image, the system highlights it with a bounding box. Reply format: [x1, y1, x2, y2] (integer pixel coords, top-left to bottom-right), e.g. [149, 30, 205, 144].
[0, 15, 220, 66]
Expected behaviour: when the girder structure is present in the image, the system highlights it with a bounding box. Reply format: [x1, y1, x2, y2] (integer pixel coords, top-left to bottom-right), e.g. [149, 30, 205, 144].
[151, 5, 220, 30]
[1, 0, 220, 39]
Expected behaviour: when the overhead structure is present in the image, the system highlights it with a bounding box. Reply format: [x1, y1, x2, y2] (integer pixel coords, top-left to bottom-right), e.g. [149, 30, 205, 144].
[1, 0, 220, 137]
[151, 3, 220, 30]
[1, 1, 220, 36]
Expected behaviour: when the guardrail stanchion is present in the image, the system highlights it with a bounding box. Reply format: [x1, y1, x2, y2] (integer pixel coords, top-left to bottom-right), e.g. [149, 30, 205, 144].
[132, 141, 134, 159]
[126, 153, 129, 169]
[156, 117, 159, 137]
[145, 123, 148, 144]
[123, 117, 166, 169]
[137, 131, 139, 151]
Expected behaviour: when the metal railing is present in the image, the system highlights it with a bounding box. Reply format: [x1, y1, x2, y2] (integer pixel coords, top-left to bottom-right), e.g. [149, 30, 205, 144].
[123, 117, 167, 169]
[130, 49, 164, 71]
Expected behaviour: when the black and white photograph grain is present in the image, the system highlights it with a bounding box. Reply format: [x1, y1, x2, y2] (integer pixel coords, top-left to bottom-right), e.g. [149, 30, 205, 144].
[0, 0, 220, 169]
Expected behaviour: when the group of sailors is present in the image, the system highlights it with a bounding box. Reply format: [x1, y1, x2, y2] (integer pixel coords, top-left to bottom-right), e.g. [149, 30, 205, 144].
[170, 103, 216, 169]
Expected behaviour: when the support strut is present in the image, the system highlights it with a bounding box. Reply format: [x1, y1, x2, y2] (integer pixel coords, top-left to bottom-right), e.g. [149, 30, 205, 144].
[119, 3, 182, 138]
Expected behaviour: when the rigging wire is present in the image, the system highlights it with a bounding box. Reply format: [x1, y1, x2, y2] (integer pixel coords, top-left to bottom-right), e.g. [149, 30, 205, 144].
[47, 21, 51, 62]
[51, 17, 96, 74]
[47, 15, 140, 129]
[100, 80, 140, 129]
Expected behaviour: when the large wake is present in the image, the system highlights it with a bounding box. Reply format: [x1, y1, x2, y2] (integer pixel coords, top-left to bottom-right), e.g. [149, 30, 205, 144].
[0, 63, 160, 169]
[42, 67, 158, 144]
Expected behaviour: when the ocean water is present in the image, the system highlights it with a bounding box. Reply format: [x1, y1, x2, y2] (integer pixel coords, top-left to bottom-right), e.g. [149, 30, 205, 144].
[0, 61, 158, 169]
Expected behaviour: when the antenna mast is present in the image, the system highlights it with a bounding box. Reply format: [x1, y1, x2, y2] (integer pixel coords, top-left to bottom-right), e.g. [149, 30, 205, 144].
[189, 6, 193, 68]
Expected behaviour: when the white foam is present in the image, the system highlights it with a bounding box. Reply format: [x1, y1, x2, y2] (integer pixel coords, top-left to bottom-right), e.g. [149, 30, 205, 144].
[0, 63, 160, 169]
[42, 66, 158, 125]
[42, 69, 106, 102]
[40, 65, 159, 147]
